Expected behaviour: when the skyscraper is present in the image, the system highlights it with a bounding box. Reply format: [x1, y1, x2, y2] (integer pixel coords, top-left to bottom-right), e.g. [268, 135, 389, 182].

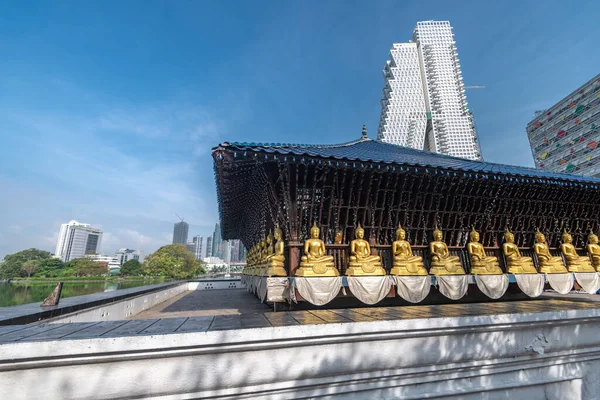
[526, 74, 600, 177]
[55, 220, 103, 262]
[192, 235, 203, 260]
[172, 221, 189, 244]
[211, 223, 224, 259]
[206, 237, 213, 257]
[378, 21, 481, 160]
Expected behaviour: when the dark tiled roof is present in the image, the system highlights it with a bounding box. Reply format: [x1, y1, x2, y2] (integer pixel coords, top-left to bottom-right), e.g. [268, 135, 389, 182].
[217, 137, 600, 185]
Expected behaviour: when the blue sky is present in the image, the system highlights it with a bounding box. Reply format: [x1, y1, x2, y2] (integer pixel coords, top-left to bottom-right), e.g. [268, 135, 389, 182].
[1, 0, 599, 258]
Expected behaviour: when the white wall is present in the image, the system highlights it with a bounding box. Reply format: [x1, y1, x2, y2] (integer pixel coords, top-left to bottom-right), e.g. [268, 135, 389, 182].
[2, 306, 600, 399]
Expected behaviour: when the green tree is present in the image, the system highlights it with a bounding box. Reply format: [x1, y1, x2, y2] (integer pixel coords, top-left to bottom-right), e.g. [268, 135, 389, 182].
[121, 259, 143, 276]
[64, 258, 107, 277]
[143, 244, 202, 278]
[0, 248, 53, 279]
[21, 260, 39, 278]
[37, 258, 64, 277]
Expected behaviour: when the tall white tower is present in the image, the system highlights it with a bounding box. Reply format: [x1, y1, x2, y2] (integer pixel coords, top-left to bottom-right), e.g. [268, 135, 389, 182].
[55, 220, 103, 262]
[378, 21, 481, 160]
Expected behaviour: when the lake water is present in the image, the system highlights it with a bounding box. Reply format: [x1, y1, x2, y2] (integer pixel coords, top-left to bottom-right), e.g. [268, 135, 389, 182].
[0, 280, 169, 307]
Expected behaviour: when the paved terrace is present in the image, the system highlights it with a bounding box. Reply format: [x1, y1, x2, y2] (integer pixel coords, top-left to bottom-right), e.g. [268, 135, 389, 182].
[1, 289, 599, 342]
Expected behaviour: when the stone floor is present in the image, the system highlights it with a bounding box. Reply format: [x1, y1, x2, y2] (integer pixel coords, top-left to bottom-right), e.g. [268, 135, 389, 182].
[130, 289, 272, 319]
[1, 297, 599, 343]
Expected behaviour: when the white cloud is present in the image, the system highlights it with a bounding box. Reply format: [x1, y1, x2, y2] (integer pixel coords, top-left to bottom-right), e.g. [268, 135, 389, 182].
[0, 82, 224, 258]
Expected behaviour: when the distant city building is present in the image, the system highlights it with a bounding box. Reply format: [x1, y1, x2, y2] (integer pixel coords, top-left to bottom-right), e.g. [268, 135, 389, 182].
[202, 256, 227, 272]
[55, 220, 103, 262]
[211, 223, 224, 259]
[85, 254, 121, 270]
[527, 74, 600, 176]
[206, 237, 213, 257]
[192, 235, 203, 260]
[114, 248, 144, 265]
[229, 240, 246, 263]
[85, 254, 115, 264]
[172, 221, 189, 244]
[378, 20, 481, 160]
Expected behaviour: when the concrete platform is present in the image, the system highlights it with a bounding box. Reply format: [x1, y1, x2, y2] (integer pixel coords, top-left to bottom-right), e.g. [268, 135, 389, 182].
[1, 297, 599, 343]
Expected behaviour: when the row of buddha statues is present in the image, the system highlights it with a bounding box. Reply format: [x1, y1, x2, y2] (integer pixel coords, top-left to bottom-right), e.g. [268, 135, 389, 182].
[243, 223, 600, 277]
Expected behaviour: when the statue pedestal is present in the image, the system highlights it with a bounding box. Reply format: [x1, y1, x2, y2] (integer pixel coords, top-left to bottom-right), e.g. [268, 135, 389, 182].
[346, 263, 386, 276]
[265, 264, 287, 277]
[429, 264, 465, 276]
[538, 264, 568, 274]
[470, 263, 503, 275]
[390, 263, 427, 276]
[295, 263, 339, 277]
[566, 262, 596, 273]
[507, 262, 537, 274]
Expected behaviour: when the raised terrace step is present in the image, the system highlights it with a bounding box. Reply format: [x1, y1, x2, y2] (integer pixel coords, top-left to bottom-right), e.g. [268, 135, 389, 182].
[1, 298, 599, 342]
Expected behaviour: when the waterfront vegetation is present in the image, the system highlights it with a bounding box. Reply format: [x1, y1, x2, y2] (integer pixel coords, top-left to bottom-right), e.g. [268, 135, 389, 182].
[0, 244, 206, 281]
[0, 279, 173, 307]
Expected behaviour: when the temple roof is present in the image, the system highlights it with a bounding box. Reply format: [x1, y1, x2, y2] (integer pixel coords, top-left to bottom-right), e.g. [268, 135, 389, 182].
[217, 136, 600, 186]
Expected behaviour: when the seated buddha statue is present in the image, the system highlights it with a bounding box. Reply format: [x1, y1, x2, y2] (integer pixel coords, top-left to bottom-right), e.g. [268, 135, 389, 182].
[296, 223, 338, 277]
[265, 225, 287, 276]
[429, 226, 465, 275]
[587, 232, 600, 272]
[390, 224, 427, 276]
[534, 229, 567, 274]
[257, 239, 268, 275]
[467, 227, 503, 274]
[561, 229, 595, 273]
[503, 228, 537, 274]
[346, 224, 386, 276]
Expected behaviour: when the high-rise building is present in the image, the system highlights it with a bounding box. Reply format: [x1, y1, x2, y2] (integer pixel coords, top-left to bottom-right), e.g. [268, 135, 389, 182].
[55, 220, 103, 262]
[526, 74, 600, 177]
[229, 239, 246, 263]
[378, 21, 481, 160]
[206, 237, 213, 257]
[193, 235, 203, 259]
[185, 236, 203, 260]
[211, 223, 224, 259]
[172, 221, 189, 244]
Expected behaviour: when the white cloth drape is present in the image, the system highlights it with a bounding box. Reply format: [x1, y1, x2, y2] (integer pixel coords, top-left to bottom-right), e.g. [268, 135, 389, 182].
[546, 273, 574, 294]
[393, 275, 432, 303]
[263, 277, 290, 303]
[347, 276, 393, 305]
[258, 277, 268, 302]
[514, 274, 545, 297]
[574, 272, 600, 294]
[294, 277, 343, 306]
[475, 274, 509, 299]
[436, 275, 469, 300]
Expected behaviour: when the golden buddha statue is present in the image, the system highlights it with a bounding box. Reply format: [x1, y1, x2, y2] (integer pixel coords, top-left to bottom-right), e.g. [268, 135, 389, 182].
[390, 224, 427, 276]
[429, 226, 465, 275]
[296, 223, 338, 277]
[265, 225, 287, 276]
[257, 239, 268, 275]
[346, 224, 386, 276]
[560, 229, 595, 272]
[467, 227, 503, 274]
[533, 229, 567, 274]
[502, 228, 537, 274]
[587, 232, 600, 271]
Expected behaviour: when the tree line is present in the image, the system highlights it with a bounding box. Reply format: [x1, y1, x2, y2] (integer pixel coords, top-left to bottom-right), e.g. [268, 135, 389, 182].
[0, 244, 206, 280]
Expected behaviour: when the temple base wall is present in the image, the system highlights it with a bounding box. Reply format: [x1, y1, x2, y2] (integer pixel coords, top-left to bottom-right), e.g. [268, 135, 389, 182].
[2, 308, 600, 399]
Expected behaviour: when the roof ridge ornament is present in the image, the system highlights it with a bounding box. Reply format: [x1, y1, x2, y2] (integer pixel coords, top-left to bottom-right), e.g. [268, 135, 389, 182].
[361, 124, 367, 139]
